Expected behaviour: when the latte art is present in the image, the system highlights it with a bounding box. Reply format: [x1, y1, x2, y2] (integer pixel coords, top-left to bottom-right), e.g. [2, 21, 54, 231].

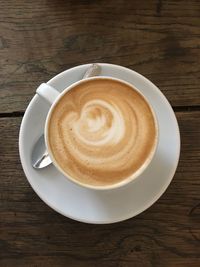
[48, 79, 157, 187]
[75, 99, 125, 146]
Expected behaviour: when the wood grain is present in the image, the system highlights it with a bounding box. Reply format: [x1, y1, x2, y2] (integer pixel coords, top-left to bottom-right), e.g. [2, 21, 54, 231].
[0, 0, 200, 113]
[0, 1, 200, 266]
[0, 111, 199, 267]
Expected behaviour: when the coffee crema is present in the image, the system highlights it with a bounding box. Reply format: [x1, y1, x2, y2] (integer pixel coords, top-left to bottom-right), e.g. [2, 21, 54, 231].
[48, 78, 157, 187]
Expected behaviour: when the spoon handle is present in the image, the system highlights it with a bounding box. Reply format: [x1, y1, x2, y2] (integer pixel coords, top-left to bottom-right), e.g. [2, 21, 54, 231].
[83, 63, 101, 79]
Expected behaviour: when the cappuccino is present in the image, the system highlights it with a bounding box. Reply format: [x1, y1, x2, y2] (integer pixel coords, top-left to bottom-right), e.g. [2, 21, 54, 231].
[48, 78, 157, 187]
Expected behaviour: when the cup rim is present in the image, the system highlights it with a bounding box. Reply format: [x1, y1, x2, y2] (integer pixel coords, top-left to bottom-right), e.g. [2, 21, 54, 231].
[45, 76, 159, 190]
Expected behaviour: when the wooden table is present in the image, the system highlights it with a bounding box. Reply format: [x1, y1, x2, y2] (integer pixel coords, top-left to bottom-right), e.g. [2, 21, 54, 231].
[0, 1, 200, 266]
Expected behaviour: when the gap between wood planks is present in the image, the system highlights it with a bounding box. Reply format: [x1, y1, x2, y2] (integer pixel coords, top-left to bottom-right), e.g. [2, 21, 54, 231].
[0, 106, 199, 118]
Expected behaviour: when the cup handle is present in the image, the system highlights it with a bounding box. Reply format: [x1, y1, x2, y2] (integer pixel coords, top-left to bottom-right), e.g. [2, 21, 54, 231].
[36, 83, 60, 105]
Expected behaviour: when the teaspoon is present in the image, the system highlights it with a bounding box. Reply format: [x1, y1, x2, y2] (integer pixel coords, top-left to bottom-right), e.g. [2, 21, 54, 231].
[32, 63, 101, 169]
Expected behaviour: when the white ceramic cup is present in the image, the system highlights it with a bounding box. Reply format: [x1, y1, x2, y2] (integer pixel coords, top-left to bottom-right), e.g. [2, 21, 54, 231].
[36, 76, 158, 190]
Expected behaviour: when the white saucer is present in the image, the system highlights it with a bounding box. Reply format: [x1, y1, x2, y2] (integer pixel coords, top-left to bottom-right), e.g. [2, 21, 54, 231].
[19, 63, 180, 224]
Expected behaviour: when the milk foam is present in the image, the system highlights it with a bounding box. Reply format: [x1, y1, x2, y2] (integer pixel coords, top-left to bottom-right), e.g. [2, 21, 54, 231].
[48, 79, 157, 186]
[74, 99, 125, 146]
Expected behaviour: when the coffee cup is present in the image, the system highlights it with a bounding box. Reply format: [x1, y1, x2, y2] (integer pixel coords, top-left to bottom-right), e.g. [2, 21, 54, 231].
[37, 76, 158, 190]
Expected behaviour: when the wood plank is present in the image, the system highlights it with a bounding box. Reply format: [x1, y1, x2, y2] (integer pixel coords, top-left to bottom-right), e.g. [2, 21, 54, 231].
[0, 111, 199, 266]
[0, 0, 200, 113]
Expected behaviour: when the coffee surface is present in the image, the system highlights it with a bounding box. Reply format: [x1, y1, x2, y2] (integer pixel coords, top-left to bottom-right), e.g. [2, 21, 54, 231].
[48, 78, 157, 187]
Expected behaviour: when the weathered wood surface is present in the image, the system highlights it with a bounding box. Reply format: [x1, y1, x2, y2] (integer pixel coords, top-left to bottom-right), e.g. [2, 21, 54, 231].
[0, 0, 200, 113]
[1, 0, 200, 266]
[0, 112, 199, 267]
